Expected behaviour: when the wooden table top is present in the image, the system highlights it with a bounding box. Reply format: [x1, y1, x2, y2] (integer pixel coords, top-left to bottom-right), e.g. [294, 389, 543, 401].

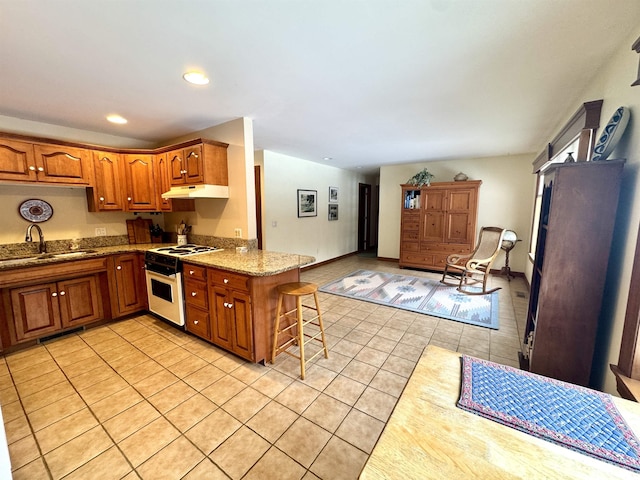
[360, 345, 640, 479]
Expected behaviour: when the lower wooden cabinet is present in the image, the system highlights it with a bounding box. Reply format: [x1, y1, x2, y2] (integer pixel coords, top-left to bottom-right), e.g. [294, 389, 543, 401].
[108, 253, 147, 317]
[183, 263, 299, 363]
[10, 275, 103, 342]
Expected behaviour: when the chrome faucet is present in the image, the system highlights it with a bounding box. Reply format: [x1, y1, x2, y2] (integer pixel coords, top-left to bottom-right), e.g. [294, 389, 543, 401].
[25, 224, 46, 254]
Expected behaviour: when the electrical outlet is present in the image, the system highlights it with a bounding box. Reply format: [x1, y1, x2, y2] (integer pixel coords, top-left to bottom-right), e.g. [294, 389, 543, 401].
[234, 228, 242, 238]
[95, 227, 107, 236]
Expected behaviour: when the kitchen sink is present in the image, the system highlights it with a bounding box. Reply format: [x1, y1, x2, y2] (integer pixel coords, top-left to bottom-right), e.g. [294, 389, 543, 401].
[0, 250, 97, 266]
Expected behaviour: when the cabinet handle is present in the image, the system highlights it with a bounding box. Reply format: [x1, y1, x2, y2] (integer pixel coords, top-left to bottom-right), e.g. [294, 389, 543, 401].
[29, 165, 36, 171]
[189, 270, 195, 275]
[60, 291, 65, 296]
[116, 265, 122, 270]
[99, 197, 105, 202]
[191, 292, 197, 297]
[223, 302, 229, 307]
[194, 320, 199, 325]
[223, 278, 229, 284]
[227, 303, 233, 309]
[127, 197, 132, 201]
[51, 292, 57, 297]
[38, 167, 44, 172]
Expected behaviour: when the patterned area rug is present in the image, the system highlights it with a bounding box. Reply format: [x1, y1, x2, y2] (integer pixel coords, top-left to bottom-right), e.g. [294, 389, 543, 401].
[319, 269, 499, 329]
[457, 355, 640, 472]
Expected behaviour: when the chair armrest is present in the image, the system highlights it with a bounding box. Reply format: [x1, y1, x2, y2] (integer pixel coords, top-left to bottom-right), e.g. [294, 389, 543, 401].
[446, 253, 472, 265]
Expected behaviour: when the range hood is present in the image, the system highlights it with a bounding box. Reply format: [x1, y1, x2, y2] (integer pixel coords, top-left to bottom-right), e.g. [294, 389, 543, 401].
[161, 184, 229, 199]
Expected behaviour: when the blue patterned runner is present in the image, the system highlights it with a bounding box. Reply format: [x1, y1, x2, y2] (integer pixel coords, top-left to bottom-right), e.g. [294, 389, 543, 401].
[457, 356, 640, 472]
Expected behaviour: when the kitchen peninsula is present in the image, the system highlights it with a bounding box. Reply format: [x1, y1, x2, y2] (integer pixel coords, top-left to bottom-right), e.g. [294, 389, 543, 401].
[0, 244, 314, 364]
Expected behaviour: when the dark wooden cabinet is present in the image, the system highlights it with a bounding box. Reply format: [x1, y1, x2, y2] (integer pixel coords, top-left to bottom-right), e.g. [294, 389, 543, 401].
[400, 181, 480, 270]
[109, 253, 147, 317]
[522, 160, 624, 386]
[10, 275, 102, 342]
[87, 151, 125, 211]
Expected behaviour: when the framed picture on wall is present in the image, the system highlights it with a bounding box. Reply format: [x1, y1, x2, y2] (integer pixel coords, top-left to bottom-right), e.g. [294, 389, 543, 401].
[329, 186, 339, 203]
[328, 204, 338, 221]
[297, 189, 317, 217]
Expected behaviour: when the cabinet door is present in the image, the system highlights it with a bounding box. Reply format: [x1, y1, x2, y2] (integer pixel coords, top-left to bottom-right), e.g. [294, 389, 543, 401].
[445, 188, 476, 244]
[183, 145, 204, 184]
[111, 254, 147, 317]
[229, 290, 253, 360]
[156, 153, 173, 211]
[90, 151, 124, 211]
[210, 286, 233, 350]
[10, 283, 61, 342]
[58, 276, 103, 328]
[0, 138, 37, 181]
[422, 190, 446, 242]
[33, 144, 91, 184]
[168, 149, 185, 185]
[123, 154, 157, 211]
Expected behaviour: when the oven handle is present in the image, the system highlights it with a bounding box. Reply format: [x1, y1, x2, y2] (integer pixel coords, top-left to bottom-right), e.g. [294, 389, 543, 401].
[145, 267, 177, 280]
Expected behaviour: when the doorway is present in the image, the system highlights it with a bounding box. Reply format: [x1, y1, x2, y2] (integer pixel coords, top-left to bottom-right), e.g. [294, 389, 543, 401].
[358, 182, 378, 254]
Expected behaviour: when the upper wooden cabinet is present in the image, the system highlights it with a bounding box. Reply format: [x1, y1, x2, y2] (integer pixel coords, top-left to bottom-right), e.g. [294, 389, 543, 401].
[400, 181, 481, 271]
[32, 144, 92, 184]
[0, 138, 91, 185]
[87, 151, 125, 211]
[123, 154, 157, 211]
[168, 141, 229, 187]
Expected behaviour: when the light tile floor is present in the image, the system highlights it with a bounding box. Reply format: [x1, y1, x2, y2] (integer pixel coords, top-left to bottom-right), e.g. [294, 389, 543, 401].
[1, 255, 528, 479]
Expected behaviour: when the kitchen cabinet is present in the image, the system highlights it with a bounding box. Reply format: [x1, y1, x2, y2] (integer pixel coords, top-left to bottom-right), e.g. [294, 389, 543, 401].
[32, 143, 92, 185]
[10, 275, 103, 342]
[155, 153, 195, 212]
[184, 264, 210, 340]
[168, 141, 229, 187]
[400, 181, 480, 271]
[123, 154, 157, 211]
[169, 144, 204, 185]
[0, 137, 92, 185]
[0, 138, 37, 182]
[87, 151, 125, 211]
[209, 269, 253, 360]
[108, 253, 147, 317]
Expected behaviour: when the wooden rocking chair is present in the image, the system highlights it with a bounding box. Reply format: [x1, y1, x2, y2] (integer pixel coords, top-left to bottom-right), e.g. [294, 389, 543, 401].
[441, 227, 506, 295]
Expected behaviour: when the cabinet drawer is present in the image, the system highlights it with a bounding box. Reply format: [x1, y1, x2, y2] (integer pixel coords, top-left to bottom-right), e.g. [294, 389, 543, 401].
[185, 305, 209, 339]
[401, 242, 419, 252]
[421, 243, 470, 254]
[208, 269, 249, 292]
[402, 221, 420, 230]
[183, 263, 207, 281]
[184, 278, 208, 309]
[400, 252, 433, 265]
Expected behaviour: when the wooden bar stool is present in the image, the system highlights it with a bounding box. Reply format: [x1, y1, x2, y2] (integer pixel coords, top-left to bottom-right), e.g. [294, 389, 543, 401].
[271, 282, 329, 379]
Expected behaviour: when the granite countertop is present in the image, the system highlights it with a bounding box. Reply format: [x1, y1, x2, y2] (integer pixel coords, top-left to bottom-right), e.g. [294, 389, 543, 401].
[0, 244, 315, 276]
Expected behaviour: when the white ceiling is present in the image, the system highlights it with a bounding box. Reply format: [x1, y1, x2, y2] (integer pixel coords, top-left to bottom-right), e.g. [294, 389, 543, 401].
[1, 0, 639, 171]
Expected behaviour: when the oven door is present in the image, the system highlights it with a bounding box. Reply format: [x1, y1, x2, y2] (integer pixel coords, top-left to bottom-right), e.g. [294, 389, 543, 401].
[145, 269, 185, 327]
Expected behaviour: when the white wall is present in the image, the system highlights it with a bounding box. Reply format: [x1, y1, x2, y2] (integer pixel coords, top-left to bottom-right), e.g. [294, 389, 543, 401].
[378, 154, 536, 273]
[260, 150, 367, 263]
[564, 28, 640, 394]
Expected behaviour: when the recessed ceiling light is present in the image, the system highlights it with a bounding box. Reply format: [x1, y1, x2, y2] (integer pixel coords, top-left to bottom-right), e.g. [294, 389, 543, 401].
[106, 114, 127, 124]
[183, 71, 210, 85]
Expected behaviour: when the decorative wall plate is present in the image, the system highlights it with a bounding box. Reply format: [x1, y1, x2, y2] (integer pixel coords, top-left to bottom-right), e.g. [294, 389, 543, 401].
[592, 106, 630, 161]
[19, 199, 53, 223]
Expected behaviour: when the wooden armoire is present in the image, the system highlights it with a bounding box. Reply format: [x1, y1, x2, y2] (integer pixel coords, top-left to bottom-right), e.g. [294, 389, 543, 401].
[399, 181, 481, 271]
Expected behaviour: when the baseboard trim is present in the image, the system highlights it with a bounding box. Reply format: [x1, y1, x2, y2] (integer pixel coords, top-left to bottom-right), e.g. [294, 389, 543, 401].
[301, 251, 359, 271]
